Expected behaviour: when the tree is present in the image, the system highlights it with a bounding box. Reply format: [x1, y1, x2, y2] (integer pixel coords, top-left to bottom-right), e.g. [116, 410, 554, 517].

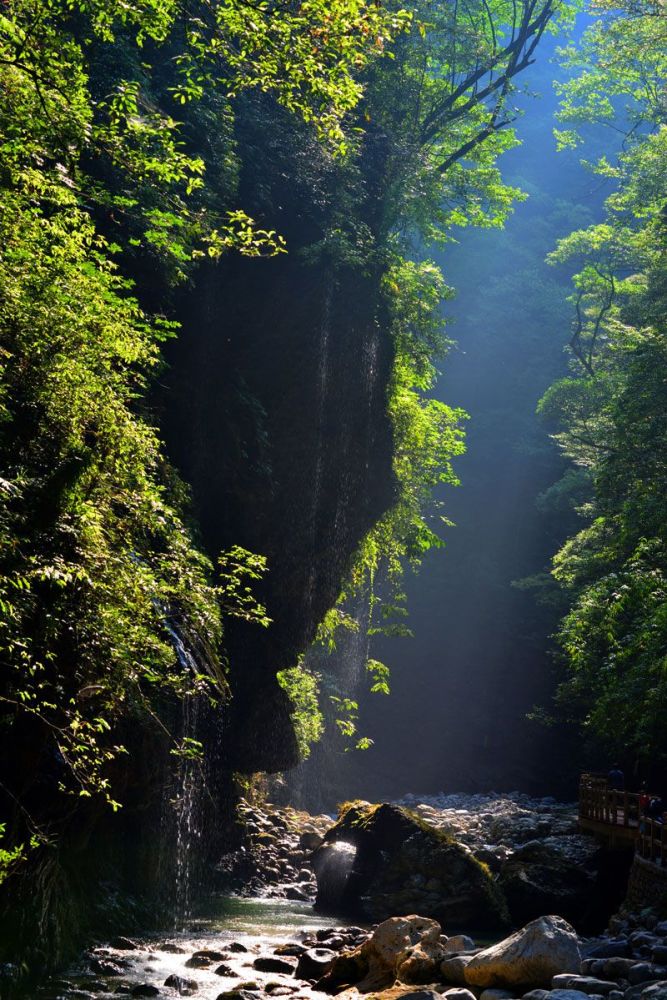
[538, 0, 667, 767]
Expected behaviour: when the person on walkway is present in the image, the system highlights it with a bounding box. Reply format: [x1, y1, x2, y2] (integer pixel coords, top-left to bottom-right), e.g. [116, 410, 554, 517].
[647, 795, 665, 822]
[607, 764, 625, 791]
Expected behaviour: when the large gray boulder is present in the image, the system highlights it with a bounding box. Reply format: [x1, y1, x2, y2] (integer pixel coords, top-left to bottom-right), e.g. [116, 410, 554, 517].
[464, 916, 581, 989]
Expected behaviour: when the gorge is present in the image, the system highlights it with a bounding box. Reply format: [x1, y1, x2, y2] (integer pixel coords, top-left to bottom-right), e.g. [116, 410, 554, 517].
[0, 0, 665, 996]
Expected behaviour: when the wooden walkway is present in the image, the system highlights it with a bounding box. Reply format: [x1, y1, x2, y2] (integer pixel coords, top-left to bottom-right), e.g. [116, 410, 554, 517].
[579, 773, 666, 864]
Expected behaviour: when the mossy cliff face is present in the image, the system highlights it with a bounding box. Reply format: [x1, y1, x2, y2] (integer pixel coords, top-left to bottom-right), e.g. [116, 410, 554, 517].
[313, 802, 510, 931]
[162, 110, 397, 773]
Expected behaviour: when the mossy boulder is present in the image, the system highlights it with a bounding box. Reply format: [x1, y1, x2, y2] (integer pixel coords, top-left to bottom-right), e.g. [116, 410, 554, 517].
[313, 803, 510, 932]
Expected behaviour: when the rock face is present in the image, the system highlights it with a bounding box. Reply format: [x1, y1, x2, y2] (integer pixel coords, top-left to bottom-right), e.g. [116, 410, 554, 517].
[464, 915, 582, 988]
[163, 161, 396, 778]
[313, 803, 509, 932]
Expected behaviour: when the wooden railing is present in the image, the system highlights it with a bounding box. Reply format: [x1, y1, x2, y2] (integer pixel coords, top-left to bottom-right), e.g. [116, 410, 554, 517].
[579, 773, 666, 865]
[638, 817, 667, 866]
[578, 773, 641, 827]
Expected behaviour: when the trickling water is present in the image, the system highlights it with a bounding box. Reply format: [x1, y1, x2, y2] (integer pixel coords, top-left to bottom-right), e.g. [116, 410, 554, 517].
[174, 695, 203, 927]
[313, 840, 357, 913]
[162, 618, 207, 928]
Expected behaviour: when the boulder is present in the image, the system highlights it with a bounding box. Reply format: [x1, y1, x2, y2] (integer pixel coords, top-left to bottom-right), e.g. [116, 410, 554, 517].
[441, 957, 477, 986]
[547, 991, 594, 1000]
[586, 942, 632, 960]
[275, 944, 307, 957]
[253, 956, 297, 974]
[441, 990, 476, 1000]
[216, 992, 261, 1000]
[313, 803, 509, 932]
[186, 949, 229, 968]
[464, 916, 581, 989]
[630, 967, 667, 986]
[295, 948, 336, 981]
[551, 977, 618, 995]
[317, 915, 447, 992]
[498, 844, 596, 928]
[640, 985, 667, 1000]
[479, 990, 514, 1000]
[445, 937, 477, 954]
[300, 830, 325, 851]
[216, 964, 239, 977]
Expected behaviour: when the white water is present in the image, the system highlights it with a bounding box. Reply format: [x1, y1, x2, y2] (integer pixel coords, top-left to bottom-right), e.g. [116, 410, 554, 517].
[47, 897, 344, 1000]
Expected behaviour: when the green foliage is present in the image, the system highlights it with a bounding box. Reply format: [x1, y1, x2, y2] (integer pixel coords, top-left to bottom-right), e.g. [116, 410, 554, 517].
[218, 547, 271, 627]
[0, 0, 415, 884]
[343, 257, 467, 637]
[277, 662, 324, 759]
[0, 0, 407, 276]
[0, 186, 226, 816]
[539, 0, 667, 764]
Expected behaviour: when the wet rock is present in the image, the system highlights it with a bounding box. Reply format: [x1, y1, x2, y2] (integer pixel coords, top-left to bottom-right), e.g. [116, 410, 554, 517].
[286, 886, 310, 902]
[479, 989, 514, 1000]
[186, 950, 229, 968]
[131, 986, 160, 997]
[464, 916, 581, 989]
[216, 991, 261, 1000]
[111, 937, 140, 951]
[229, 943, 249, 954]
[215, 964, 239, 977]
[158, 942, 187, 954]
[253, 956, 298, 974]
[441, 990, 477, 1000]
[164, 974, 199, 995]
[90, 957, 126, 976]
[295, 948, 336, 981]
[275, 944, 307, 957]
[521, 990, 550, 1000]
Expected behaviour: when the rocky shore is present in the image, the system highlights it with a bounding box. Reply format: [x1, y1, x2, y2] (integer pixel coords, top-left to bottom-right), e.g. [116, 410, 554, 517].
[29, 794, 660, 1000]
[32, 904, 667, 1000]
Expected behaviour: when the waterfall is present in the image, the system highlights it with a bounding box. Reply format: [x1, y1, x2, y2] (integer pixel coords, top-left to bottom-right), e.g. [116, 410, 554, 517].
[173, 694, 203, 927]
[161, 619, 208, 928]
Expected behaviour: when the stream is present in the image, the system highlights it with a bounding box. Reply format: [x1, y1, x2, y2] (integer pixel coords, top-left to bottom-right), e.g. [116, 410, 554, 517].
[38, 896, 348, 1000]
